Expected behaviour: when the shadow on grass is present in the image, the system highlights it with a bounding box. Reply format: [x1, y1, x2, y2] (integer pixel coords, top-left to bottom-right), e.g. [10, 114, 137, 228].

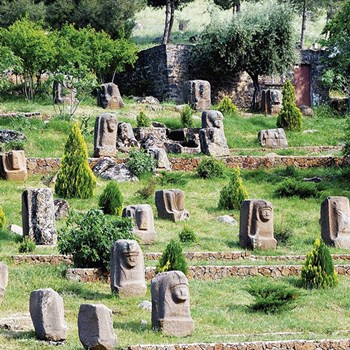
[113, 320, 151, 333]
[226, 240, 240, 249]
[1, 329, 36, 340]
[56, 283, 112, 301]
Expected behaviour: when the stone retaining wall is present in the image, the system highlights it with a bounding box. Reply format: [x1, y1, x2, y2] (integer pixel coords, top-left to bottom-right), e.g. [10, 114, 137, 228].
[65, 264, 350, 283]
[26, 155, 350, 175]
[12, 254, 73, 265]
[126, 339, 350, 350]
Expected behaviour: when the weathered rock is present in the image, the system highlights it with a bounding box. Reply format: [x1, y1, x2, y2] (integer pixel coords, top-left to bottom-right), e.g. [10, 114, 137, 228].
[110, 239, 147, 297]
[183, 80, 211, 111]
[258, 128, 288, 148]
[78, 304, 117, 350]
[117, 122, 139, 148]
[151, 270, 194, 337]
[299, 104, 314, 116]
[0, 313, 32, 331]
[321, 196, 350, 248]
[0, 262, 9, 289]
[0, 130, 26, 143]
[155, 189, 189, 222]
[166, 128, 201, 154]
[239, 199, 277, 250]
[148, 147, 171, 170]
[94, 113, 118, 157]
[53, 81, 77, 105]
[122, 205, 156, 244]
[201, 110, 225, 130]
[92, 157, 138, 182]
[1, 150, 28, 181]
[216, 215, 238, 225]
[134, 127, 168, 150]
[261, 89, 282, 115]
[53, 199, 70, 220]
[138, 300, 152, 311]
[10, 224, 23, 236]
[135, 96, 160, 105]
[29, 288, 67, 341]
[97, 83, 124, 109]
[22, 188, 57, 245]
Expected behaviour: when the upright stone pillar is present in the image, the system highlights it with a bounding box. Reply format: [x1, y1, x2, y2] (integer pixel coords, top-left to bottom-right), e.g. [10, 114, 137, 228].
[155, 189, 189, 222]
[1, 150, 28, 181]
[183, 80, 211, 111]
[94, 113, 118, 157]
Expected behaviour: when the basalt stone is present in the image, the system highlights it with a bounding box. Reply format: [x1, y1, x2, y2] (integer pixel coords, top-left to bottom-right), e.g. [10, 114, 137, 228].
[258, 128, 288, 148]
[183, 80, 211, 111]
[155, 189, 189, 222]
[53, 199, 70, 220]
[94, 114, 118, 157]
[0, 129, 26, 143]
[147, 147, 171, 170]
[97, 82, 124, 109]
[1, 150, 28, 181]
[117, 122, 139, 148]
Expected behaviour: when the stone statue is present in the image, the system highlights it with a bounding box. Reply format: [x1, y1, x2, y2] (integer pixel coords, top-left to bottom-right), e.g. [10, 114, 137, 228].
[1, 150, 28, 181]
[183, 80, 211, 111]
[122, 205, 156, 244]
[94, 113, 118, 157]
[151, 270, 194, 337]
[258, 128, 288, 148]
[239, 199, 277, 250]
[155, 189, 190, 222]
[22, 188, 57, 245]
[321, 196, 350, 248]
[147, 147, 171, 170]
[97, 82, 124, 109]
[110, 239, 146, 297]
[201, 110, 224, 130]
[117, 122, 139, 148]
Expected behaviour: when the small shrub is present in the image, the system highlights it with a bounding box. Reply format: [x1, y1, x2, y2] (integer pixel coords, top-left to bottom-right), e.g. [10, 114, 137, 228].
[342, 119, 350, 156]
[218, 96, 238, 116]
[99, 182, 123, 216]
[274, 223, 293, 246]
[0, 206, 6, 230]
[274, 178, 318, 199]
[18, 237, 36, 253]
[276, 80, 302, 131]
[58, 209, 133, 270]
[55, 123, 96, 199]
[3, 140, 26, 151]
[197, 157, 227, 179]
[301, 238, 338, 289]
[159, 171, 189, 186]
[135, 178, 157, 200]
[127, 149, 157, 178]
[218, 167, 248, 210]
[179, 226, 197, 243]
[136, 111, 151, 127]
[156, 239, 188, 275]
[246, 279, 300, 314]
[180, 105, 194, 128]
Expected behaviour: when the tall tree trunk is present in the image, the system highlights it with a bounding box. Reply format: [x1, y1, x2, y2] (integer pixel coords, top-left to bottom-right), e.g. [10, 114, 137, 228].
[162, 0, 171, 45]
[300, 0, 307, 48]
[167, 0, 175, 43]
[233, 0, 241, 15]
[248, 72, 260, 111]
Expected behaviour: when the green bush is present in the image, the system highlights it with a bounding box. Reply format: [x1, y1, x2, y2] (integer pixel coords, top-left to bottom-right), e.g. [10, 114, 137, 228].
[276, 80, 302, 131]
[159, 171, 189, 186]
[136, 111, 151, 127]
[342, 119, 350, 156]
[301, 238, 338, 289]
[55, 123, 96, 199]
[127, 149, 157, 178]
[274, 223, 293, 246]
[18, 237, 36, 253]
[156, 239, 188, 275]
[58, 209, 133, 270]
[99, 182, 123, 216]
[0, 206, 6, 230]
[179, 226, 197, 243]
[180, 105, 194, 128]
[197, 157, 227, 179]
[218, 96, 238, 116]
[274, 178, 318, 199]
[246, 279, 300, 314]
[218, 167, 248, 210]
[135, 178, 157, 200]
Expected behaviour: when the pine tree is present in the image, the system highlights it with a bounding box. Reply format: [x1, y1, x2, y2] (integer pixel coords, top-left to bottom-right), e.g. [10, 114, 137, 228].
[156, 239, 188, 276]
[276, 80, 302, 131]
[0, 206, 6, 230]
[55, 123, 96, 199]
[99, 181, 123, 215]
[218, 167, 248, 210]
[301, 238, 338, 289]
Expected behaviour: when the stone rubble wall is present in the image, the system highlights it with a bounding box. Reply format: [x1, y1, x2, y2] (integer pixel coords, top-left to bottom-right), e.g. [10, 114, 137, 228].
[126, 339, 350, 350]
[12, 254, 73, 265]
[26, 155, 350, 176]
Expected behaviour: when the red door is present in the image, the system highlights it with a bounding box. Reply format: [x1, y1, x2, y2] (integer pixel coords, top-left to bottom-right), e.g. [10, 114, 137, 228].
[294, 64, 311, 106]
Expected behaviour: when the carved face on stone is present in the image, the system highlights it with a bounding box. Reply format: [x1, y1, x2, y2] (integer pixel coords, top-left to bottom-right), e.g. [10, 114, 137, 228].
[171, 283, 189, 303]
[258, 205, 272, 222]
[106, 118, 117, 132]
[120, 241, 139, 268]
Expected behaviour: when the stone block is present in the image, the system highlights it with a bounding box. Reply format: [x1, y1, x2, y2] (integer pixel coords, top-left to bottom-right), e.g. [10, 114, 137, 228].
[155, 189, 189, 222]
[2, 150, 28, 181]
[94, 113, 118, 157]
[97, 82, 124, 109]
[258, 128, 288, 148]
[183, 80, 211, 111]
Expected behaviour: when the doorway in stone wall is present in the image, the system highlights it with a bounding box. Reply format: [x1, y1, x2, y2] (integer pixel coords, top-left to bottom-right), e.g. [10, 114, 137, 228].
[294, 64, 311, 106]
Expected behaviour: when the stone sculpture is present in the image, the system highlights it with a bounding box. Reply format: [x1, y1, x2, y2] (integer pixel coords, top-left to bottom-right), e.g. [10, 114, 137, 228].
[321, 196, 350, 248]
[110, 239, 146, 297]
[155, 189, 189, 222]
[0, 262, 8, 305]
[22, 188, 57, 245]
[199, 110, 229, 157]
[239, 199, 277, 250]
[117, 122, 139, 148]
[258, 128, 288, 148]
[94, 113, 118, 157]
[53, 80, 77, 105]
[183, 80, 211, 111]
[147, 147, 171, 170]
[1, 150, 28, 181]
[261, 89, 282, 115]
[30, 288, 67, 341]
[151, 270, 194, 337]
[97, 82, 124, 109]
[122, 205, 156, 244]
[78, 304, 117, 350]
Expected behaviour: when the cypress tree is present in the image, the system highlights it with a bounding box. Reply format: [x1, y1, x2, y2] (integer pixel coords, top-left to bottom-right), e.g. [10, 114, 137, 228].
[99, 181, 123, 215]
[55, 123, 96, 199]
[276, 80, 302, 131]
[0, 206, 6, 230]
